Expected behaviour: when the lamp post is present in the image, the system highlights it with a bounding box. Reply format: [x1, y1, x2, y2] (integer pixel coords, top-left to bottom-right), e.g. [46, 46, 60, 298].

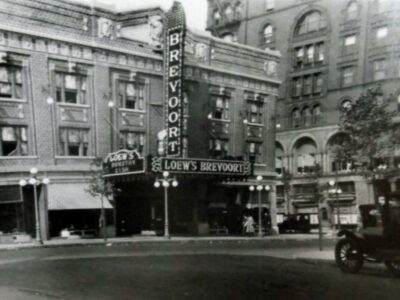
[249, 175, 270, 237]
[19, 168, 50, 244]
[154, 171, 178, 239]
[329, 180, 342, 231]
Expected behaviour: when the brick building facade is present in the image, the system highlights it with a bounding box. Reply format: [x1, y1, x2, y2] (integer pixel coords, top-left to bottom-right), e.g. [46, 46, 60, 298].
[207, 0, 400, 228]
[0, 0, 280, 240]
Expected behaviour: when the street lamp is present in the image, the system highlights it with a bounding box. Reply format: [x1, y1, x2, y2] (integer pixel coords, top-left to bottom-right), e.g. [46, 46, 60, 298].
[19, 168, 50, 244]
[249, 175, 270, 237]
[154, 171, 178, 239]
[329, 180, 342, 231]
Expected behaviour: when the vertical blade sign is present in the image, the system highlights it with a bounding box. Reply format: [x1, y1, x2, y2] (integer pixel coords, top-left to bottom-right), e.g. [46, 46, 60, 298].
[164, 1, 186, 157]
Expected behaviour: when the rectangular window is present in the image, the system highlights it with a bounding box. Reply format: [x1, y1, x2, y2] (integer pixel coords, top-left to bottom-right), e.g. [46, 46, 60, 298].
[376, 26, 388, 39]
[344, 35, 356, 46]
[0, 126, 27, 156]
[306, 45, 314, 63]
[303, 76, 312, 95]
[119, 131, 144, 154]
[292, 77, 302, 97]
[118, 81, 145, 110]
[0, 66, 23, 99]
[59, 128, 89, 156]
[373, 59, 387, 80]
[212, 96, 230, 120]
[315, 43, 325, 63]
[341, 66, 355, 86]
[55, 72, 87, 104]
[209, 138, 228, 158]
[247, 101, 263, 124]
[295, 47, 304, 67]
[313, 73, 323, 93]
[247, 142, 262, 163]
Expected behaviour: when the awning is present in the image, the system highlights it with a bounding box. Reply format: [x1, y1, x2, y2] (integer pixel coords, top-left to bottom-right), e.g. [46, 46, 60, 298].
[48, 184, 113, 210]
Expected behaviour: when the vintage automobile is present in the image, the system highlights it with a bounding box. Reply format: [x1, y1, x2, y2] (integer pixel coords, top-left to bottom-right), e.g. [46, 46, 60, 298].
[335, 193, 400, 276]
[278, 213, 311, 234]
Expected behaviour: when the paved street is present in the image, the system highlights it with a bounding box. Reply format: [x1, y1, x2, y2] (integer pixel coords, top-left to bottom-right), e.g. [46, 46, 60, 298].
[0, 240, 399, 300]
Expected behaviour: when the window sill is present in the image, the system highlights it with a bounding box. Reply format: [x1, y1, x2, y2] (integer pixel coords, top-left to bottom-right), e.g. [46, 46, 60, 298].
[0, 98, 27, 103]
[57, 103, 90, 108]
[245, 122, 264, 127]
[118, 108, 146, 114]
[208, 118, 231, 123]
[0, 156, 37, 159]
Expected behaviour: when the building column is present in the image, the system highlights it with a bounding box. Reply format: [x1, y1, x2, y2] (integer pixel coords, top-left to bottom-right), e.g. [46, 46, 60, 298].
[39, 185, 49, 241]
[269, 186, 278, 234]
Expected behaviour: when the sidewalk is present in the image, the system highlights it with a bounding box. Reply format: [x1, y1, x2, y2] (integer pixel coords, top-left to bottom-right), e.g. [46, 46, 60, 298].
[0, 233, 336, 263]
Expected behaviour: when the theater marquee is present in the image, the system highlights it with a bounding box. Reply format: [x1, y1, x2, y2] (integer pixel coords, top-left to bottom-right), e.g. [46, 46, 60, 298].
[151, 157, 252, 176]
[164, 1, 186, 157]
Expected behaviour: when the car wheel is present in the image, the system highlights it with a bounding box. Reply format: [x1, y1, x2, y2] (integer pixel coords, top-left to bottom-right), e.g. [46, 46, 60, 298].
[335, 238, 363, 274]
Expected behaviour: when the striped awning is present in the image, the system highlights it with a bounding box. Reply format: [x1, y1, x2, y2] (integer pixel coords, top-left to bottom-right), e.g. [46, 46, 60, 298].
[48, 184, 113, 210]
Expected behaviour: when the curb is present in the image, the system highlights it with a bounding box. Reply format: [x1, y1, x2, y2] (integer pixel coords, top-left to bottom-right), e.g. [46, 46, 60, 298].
[0, 235, 336, 252]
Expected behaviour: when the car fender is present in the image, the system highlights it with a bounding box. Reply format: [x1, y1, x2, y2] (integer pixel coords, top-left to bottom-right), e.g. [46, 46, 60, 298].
[337, 230, 365, 250]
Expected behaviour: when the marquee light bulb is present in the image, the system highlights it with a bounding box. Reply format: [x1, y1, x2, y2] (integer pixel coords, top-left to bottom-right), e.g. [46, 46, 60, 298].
[256, 185, 263, 191]
[163, 171, 169, 178]
[154, 181, 161, 188]
[172, 180, 178, 187]
[28, 178, 37, 185]
[30, 167, 38, 175]
[249, 185, 255, 191]
[256, 175, 263, 181]
[19, 179, 27, 187]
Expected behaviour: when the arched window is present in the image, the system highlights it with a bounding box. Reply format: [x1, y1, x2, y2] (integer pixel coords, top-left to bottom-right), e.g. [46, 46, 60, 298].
[294, 138, 317, 174]
[327, 133, 352, 172]
[295, 11, 327, 36]
[213, 9, 221, 25]
[302, 106, 312, 127]
[312, 105, 321, 125]
[346, 1, 358, 20]
[292, 108, 300, 128]
[224, 5, 234, 22]
[263, 24, 274, 44]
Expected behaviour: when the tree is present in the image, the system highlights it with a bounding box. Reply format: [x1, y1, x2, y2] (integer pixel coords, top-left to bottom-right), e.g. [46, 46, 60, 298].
[86, 157, 114, 242]
[334, 86, 398, 202]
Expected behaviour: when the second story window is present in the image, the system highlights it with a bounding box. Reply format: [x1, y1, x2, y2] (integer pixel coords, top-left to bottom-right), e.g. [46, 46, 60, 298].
[59, 128, 89, 156]
[119, 131, 144, 154]
[209, 138, 228, 158]
[212, 96, 230, 120]
[303, 76, 312, 95]
[0, 126, 27, 156]
[315, 43, 325, 63]
[0, 66, 23, 99]
[56, 73, 87, 104]
[118, 81, 145, 110]
[247, 142, 262, 163]
[247, 102, 263, 124]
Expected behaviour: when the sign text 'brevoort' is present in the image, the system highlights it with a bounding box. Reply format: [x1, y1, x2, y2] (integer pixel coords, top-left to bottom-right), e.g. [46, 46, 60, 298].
[164, 2, 185, 157]
[160, 158, 252, 176]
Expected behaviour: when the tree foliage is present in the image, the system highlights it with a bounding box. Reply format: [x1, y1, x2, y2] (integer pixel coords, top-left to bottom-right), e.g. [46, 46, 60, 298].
[86, 157, 113, 200]
[335, 86, 396, 174]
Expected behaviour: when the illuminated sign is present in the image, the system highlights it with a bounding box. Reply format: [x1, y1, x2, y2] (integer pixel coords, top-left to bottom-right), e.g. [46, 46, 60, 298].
[151, 157, 252, 176]
[164, 2, 186, 157]
[103, 149, 145, 177]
